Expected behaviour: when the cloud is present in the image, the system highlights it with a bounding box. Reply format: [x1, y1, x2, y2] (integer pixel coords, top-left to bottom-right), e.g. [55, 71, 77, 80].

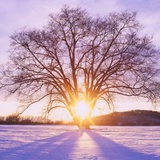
[0, 0, 124, 70]
[117, 0, 160, 46]
[0, 0, 160, 62]
[0, 0, 78, 62]
[78, 0, 123, 15]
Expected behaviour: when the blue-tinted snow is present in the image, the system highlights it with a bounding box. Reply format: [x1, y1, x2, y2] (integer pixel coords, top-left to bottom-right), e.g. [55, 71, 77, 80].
[0, 125, 159, 160]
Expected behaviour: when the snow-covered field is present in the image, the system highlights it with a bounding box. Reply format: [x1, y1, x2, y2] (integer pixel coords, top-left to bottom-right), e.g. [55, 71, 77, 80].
[0, 125, 159, 160]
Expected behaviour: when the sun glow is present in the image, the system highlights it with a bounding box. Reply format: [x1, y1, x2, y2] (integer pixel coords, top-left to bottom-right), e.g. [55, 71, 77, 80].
[75, 100, 90, 119]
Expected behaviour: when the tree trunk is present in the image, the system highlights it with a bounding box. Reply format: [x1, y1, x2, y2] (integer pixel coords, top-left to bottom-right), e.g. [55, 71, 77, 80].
[83, 118, 90, 129]
[75, 117, 90, 129]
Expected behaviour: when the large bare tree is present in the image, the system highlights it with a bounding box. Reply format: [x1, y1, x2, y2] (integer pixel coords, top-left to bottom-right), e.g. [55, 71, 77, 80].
[0, 7, 160, 129]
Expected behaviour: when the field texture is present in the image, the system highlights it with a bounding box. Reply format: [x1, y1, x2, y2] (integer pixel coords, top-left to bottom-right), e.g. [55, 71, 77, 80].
[0, 125, 159, 160]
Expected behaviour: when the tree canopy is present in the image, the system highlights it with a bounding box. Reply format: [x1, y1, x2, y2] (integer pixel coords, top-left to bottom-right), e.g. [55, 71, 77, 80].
[0, 7, 160, 127]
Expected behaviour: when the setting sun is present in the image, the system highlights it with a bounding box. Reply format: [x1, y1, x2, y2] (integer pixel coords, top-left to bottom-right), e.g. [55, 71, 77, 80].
[75, 100, 90, 119]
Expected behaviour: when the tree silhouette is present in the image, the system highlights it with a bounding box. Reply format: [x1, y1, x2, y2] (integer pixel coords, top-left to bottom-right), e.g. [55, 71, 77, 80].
[0, 7, 160, 129]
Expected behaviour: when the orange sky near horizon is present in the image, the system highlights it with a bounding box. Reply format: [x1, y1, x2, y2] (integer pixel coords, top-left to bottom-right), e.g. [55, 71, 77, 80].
[0, 95, 159, 122]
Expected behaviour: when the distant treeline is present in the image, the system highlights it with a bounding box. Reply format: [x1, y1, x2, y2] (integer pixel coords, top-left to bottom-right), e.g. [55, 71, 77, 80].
[1, 110, 160, 126]
[92, 110, 160, 126]
[0, 114, 65, 125]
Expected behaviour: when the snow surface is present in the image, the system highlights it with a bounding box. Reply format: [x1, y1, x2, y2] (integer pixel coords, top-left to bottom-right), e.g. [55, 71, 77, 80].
[0, 125, 159, 160]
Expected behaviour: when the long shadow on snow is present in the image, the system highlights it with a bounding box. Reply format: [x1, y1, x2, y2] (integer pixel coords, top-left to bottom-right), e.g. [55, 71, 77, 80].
[0, 129, 159, 160]
[87, 130, 160, 160]
[0, 130, 81, 160]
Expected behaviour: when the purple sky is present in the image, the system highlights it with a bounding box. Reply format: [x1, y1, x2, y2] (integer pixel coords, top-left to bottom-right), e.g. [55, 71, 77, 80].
[1, 0, 160, 62]
[0, 0, 160, 117]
